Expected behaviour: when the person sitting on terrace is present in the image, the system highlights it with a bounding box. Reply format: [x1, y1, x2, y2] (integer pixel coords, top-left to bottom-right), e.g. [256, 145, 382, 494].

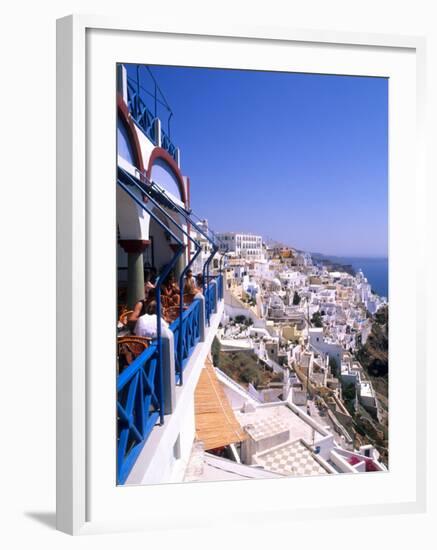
[184, 269, 201, 303]
[196, 273, 204, 290]
[124, 272, 156, 331]
[162, 273, 180, 306]
[127, 292, 150, 332]
[134, 300, 169, 339]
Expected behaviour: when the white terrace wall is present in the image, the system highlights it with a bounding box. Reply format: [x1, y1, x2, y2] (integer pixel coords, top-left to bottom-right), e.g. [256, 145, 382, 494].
[284, 402, 335, 461]
[224, 289, 265, 328]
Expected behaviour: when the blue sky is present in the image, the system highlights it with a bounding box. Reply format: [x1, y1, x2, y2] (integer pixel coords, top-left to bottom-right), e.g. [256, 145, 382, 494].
[127, 65, 388, 258]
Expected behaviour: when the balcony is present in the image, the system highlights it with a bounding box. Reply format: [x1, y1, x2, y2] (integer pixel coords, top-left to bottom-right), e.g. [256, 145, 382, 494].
[117, 275, 224, 484]
[117, 343, 161, 485]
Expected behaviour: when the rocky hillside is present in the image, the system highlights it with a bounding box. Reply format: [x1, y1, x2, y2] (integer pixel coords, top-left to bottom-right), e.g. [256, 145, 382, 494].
[357, 305, 388, 378]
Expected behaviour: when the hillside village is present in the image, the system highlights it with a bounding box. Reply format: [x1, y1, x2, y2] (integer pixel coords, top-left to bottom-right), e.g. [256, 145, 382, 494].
[208, 232, 390, 473]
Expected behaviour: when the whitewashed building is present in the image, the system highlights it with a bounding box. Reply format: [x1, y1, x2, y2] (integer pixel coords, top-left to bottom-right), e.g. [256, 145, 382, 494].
[218, 232, 264, 261]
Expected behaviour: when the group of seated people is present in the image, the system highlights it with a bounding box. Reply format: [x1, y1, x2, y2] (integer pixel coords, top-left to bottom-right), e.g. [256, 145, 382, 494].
[125, 268, 204, 338]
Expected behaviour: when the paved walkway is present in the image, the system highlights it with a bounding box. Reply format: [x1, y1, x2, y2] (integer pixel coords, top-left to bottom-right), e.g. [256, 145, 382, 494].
[255, 440, 328, 477]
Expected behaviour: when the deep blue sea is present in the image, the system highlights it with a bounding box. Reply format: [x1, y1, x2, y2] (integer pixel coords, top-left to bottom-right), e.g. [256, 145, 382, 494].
[323, 256, 388, 299]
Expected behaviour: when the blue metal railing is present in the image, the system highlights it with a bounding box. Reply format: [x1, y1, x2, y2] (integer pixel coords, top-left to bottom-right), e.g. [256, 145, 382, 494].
[126, 79, 156, 144]
[117, 176, 185, 485]
[143, 179, 220, 324]
[205, 279, 217, 321]
[117, 174, 184, 419]
[125, 65, 178, 161]
[170, 207, 230, 308]
[118, 167, 203, 385]
[217, 273, 224, 301]
[117, 343, 160, 485]
[120, 169, 228, 381]
[170, 299, 201, 383]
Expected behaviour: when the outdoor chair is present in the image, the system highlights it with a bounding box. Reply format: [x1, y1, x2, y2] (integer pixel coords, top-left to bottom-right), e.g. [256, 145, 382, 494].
[118, 309, 134, 327]
[117, 335, 152, 371]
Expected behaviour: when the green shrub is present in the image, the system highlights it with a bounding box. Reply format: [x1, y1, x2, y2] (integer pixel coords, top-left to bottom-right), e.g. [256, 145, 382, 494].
[211, 336, 221, 368]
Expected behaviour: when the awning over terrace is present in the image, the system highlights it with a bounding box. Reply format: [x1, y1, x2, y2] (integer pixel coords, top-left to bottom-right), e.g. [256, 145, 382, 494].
[194, 358, 247, 450]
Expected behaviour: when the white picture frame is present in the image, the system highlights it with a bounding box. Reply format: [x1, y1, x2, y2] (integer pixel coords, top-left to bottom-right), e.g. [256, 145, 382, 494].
[56, 14, 427, 535]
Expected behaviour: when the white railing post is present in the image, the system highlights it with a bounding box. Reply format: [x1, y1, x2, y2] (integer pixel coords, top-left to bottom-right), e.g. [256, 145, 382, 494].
[161, 327, 176, 414]
[154, 118, 162, 147]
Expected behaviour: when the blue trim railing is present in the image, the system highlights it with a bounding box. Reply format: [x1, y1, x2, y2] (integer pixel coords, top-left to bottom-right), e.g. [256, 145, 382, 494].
[126, 79, 156, 144]
[217, 273, 224, 301]
[118, 167, 203, 385]
[144, 178, 220, 324]
[167, 207, 229, 318]
[117, 173, 184, 426]
[117, 343, 160, 485]
[170, 299, 201, 383]
[125, 65, 178, 161]
[205, 279, 217, 321]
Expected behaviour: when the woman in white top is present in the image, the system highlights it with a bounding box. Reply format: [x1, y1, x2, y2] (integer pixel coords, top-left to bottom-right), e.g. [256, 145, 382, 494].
[134, 300, 168, 339]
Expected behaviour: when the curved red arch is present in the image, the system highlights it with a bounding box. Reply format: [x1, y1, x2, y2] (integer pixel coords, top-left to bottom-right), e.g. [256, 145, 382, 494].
[146, 147, 187, 206]
[117, 94, 145, 173]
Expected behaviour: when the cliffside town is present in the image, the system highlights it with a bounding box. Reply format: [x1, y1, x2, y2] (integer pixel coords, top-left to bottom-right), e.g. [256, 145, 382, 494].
[216, 234, 389, 469]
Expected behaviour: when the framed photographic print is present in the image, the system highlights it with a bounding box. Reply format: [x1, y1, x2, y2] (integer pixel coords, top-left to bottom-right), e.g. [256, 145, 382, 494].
[56, 15, 427, 535]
